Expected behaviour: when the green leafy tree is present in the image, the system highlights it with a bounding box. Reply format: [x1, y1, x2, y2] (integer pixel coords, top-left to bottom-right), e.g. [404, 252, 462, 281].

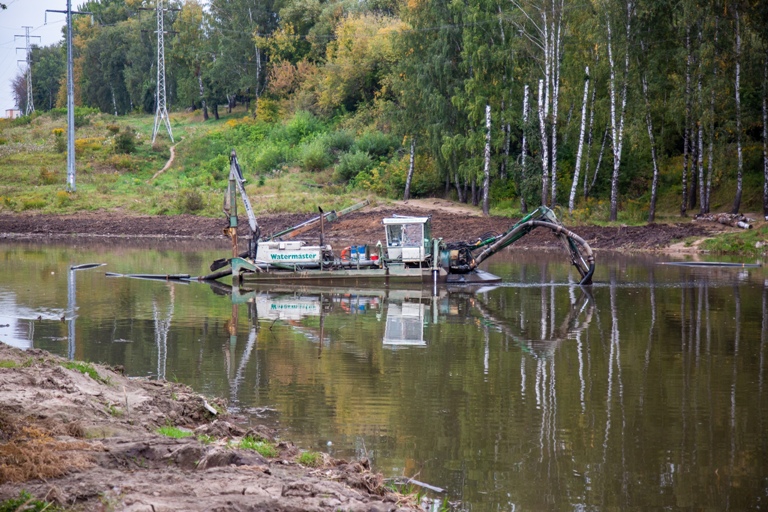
[30, 44, 65, 111]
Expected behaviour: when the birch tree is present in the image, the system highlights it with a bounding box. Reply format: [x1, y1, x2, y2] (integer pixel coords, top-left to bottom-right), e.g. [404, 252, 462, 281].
[538, 79, 550, 205]
[520, 84, 530, 213]
[732, 5, 743, 214]
[763, 56, 767, 220]
[641, 67, 660, 222]
[510, 0, 565, 207]
[681, 26, 691, 217]
[482, 104, 492, 215]
[697, 23, 705, 215]
[569, 66, 590, 213]
[404, 136, 416, 201]
[705, 16, 719, 214]
[606, 0, 633, 222]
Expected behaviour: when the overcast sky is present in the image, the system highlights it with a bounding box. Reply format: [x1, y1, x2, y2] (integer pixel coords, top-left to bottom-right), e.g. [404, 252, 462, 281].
[0, 0, 68, 113]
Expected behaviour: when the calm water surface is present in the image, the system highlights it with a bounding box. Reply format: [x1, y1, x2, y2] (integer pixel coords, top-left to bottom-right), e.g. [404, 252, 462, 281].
[1, 240, 767, 511]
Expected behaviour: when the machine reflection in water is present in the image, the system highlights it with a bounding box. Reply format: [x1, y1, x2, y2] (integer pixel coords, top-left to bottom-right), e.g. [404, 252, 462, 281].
[209, 281, 596, 371]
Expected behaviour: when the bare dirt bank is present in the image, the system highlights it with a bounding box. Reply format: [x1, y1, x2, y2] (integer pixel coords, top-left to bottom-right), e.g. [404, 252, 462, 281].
[0, 200, 726, 252]
[0, 343, 418, 511]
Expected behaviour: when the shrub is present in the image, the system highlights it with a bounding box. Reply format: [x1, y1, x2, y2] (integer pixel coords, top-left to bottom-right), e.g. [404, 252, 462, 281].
[54, 132, 66, 153]
[299, 139, 331, 171]
[352, 131, 397, 158]
[350, 165, 387, 195]
[382, 153, 441, 198]
[74, 137, 104, 155]
[55, 190, 71, 207]
[38, 168, 58, 185]
[280, 110, 324, 144]
[250, 142, 291, 174]
[176, 188, 204, 213]
[21, 197, 47, 211]
[74, 113, 90, 128]
[255, 98, 281, 123]
[321, 129, 355, 153]
[201, 154, 230, 180]
[106, 124, 120, 134]
[334, 150, 373, 182]
[114, 128, 137, 154]
[106, 154, 137, 173]
[11, 115, 32, 127]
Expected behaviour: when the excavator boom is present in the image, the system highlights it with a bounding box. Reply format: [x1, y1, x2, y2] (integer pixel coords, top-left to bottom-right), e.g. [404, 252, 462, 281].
[453, 206, 595, 285]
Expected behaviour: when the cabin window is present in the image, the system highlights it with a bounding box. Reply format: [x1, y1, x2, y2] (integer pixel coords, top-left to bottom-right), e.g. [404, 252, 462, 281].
[386, 225, 401, 246]
[402, 224, 423, 247]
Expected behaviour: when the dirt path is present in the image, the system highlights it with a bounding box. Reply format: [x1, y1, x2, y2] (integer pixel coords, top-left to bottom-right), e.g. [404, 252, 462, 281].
[0, 344, 418, 511]
[150, 138, 182, 182]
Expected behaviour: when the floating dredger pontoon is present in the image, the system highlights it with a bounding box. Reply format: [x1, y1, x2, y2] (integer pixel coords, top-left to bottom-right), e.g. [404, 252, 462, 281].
[205, 151, 595, 287]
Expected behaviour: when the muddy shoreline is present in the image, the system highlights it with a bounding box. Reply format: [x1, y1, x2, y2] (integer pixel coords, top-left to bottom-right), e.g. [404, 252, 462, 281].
[0, 203, 726, 252]
[0, 344, 419, 511]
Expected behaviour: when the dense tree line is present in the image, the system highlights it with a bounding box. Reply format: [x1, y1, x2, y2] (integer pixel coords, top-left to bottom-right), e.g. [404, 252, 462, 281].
[12, 0, 768, 218]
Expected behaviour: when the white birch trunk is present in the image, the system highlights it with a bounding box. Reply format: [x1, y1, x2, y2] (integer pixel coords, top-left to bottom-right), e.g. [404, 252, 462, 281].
[606, 3, 632, 222]
[588, 127, 609, 197]
[538, 79, 549, 206]
[502, 119, 510, 181]
[697, 25, 705, 215]
[197, 73, 209, 121]
[482, 104, 492, 216]
[521, 84, 530, 213]
[642, 72, 660, 222]
[706, 16, 718, 213]
[549, 2, 563, 207]
[569, 66, 590, 213]
[583, 80, 597, 199]
[732, 7, 743, 213]
[763, 56, 768, 219]
[404, 136, 416, 201]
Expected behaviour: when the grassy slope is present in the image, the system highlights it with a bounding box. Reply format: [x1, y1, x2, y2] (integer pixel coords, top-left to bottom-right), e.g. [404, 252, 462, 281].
[0, 107, 368, 218]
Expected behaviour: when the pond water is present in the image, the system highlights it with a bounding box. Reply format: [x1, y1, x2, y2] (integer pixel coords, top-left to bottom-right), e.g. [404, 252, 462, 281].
[1, 240, 767, 511]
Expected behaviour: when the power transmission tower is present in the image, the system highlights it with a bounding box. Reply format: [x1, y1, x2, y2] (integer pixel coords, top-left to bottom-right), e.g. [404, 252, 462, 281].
[46, 1, 91, 192]
[151, 0, 174, 143]
[15, 26, 41, 116]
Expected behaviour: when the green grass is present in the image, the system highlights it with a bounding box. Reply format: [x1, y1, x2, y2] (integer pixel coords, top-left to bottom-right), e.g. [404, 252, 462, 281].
[297, 451, 323, 467]
[238, 436, 278, 458]
[155, 425, 194, 439]
[197, 434, 216, 445]
[61, 361, 110, 384]
[0, 360, 18, 368]
[700, 224, 768, 256]
[106, 403, 123, 417]
[0, 490, 62, 512]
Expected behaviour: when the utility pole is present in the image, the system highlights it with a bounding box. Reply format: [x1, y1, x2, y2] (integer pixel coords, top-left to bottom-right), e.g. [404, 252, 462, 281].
[142, 0, 177, 143]
[46, 1, 91, 193]
[15, 26, 41, 116]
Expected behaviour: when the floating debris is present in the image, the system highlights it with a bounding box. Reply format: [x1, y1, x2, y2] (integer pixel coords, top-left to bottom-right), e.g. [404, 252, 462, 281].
[659, 261, 761, 268]
[106, 272, 191, 281]
[69, 263, 106, 270]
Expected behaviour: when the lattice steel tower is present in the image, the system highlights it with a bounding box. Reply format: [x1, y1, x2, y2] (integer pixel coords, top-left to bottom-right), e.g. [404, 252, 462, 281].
[15, 26, 40, 116]
[152, 0, 173, 143]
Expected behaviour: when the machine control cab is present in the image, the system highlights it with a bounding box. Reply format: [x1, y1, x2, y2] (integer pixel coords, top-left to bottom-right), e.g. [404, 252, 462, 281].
[383, 217, 432, 264]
